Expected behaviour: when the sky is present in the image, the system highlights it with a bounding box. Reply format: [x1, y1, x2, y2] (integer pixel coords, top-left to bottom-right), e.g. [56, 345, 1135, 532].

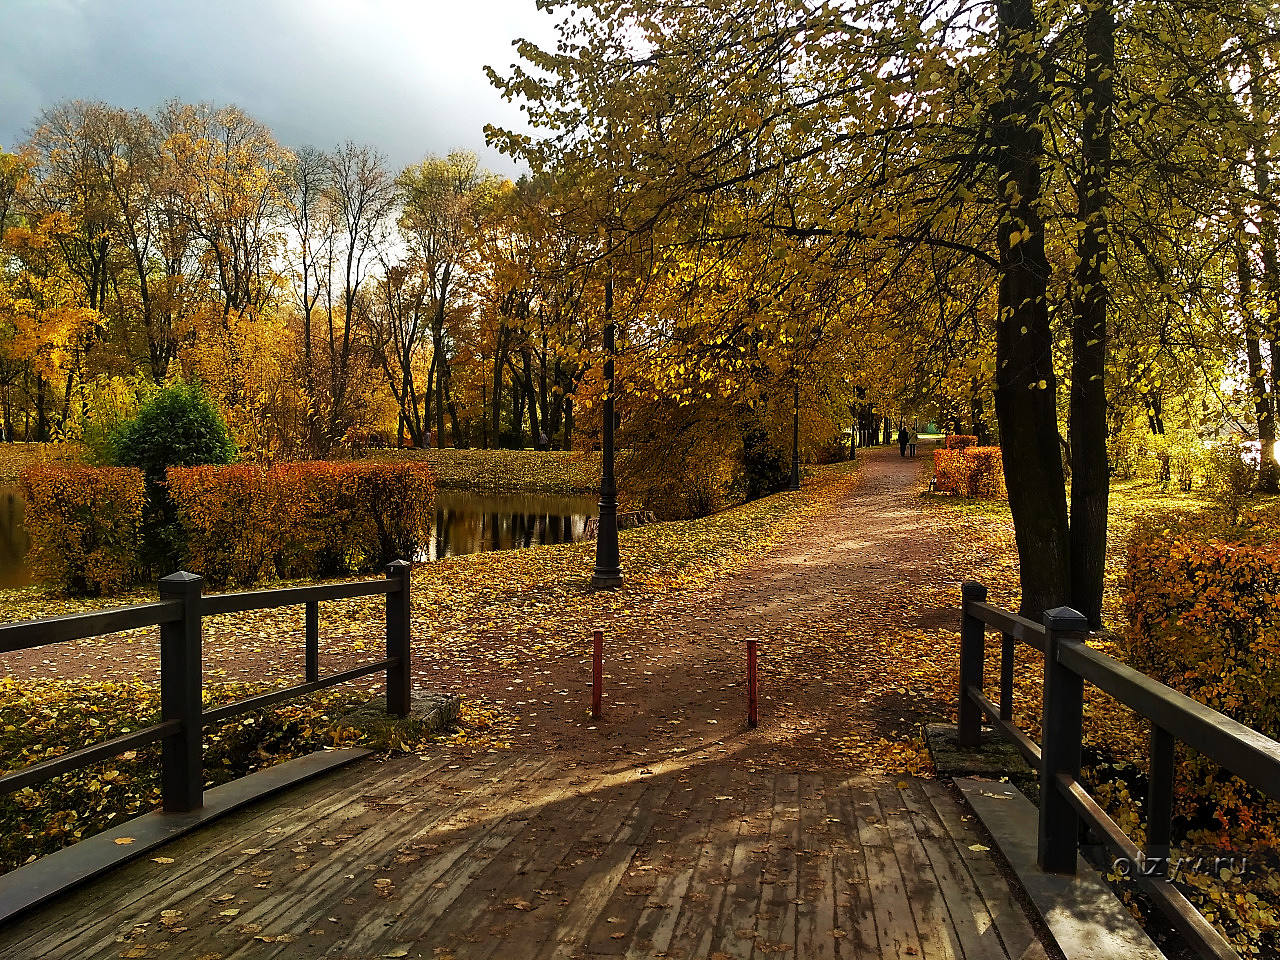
[0, 0, 559, 176]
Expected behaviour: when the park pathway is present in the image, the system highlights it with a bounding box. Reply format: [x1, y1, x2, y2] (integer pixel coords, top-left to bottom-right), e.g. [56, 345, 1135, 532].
[0, 448, 1046, 959]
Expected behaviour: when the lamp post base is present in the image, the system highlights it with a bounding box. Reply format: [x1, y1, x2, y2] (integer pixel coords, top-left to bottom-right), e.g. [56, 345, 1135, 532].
[590, 570, 623, 590]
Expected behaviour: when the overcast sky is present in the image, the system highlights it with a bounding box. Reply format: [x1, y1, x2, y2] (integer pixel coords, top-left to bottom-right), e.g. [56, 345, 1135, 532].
[0, 0, 558, 175]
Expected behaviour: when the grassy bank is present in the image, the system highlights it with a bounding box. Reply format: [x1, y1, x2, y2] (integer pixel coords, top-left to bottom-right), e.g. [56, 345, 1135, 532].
[368, 447, 601, 495]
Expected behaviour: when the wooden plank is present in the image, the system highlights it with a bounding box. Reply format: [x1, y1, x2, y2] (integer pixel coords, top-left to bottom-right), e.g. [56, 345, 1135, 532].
[920, 779, 1041, 960]
[753, 772, 801, 957]
[28, 755, 504, 960]
[0, 753, 431, 958]
[897, 779, 1013, 960]
[707, 769, 775, 959]
[0, 748, 371, 928]
[622, 766, 734, 960]
[874, 780, 959, 960]
[824, 773, 880, 957]
[660, 767, 750, 958]
[849, 779, 926, 959]
[10, 753, 444, 958]
[330, 758, 573, 955]
[222, 756, 549, 959]
[456, 766, 617, 956]
[794, 772, 838, 960]
[535, 769, 667, 960]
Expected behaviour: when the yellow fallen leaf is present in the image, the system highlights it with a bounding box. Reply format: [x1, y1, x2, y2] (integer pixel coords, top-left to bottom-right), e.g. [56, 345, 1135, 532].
[114, 837, 136, 845]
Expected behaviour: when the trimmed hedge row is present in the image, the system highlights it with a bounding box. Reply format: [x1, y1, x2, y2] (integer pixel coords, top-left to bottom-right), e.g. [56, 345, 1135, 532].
[933, 446, 1005, 498]
[1123, 515, 1280, 739]
[168, 462, 436, 586]
[20, 462, 437, 593]
[20, 466, 147, 595]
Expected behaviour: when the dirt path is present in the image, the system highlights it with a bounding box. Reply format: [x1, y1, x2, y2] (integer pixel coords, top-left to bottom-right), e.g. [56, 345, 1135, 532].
[458, 445, 1010, 772]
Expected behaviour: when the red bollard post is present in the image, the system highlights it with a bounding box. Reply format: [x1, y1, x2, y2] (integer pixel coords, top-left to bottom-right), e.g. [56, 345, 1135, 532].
[592, 629, 603, 720]
[747, 637, 758, 728]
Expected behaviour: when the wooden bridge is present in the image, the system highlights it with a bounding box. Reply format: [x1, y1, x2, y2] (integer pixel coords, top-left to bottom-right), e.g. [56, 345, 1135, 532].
[0, 747, 1044, 960]
[4, 563, 1279, 958]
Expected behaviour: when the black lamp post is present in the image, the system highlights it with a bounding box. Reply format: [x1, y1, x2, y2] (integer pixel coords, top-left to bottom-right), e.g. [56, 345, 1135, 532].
[790, 376, 801, 491]
[592, 271, 622, 589]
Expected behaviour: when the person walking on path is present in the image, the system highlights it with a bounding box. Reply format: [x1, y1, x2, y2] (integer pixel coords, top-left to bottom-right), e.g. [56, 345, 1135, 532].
[909, 426, 919, 457]
[897, 425, 909, 457]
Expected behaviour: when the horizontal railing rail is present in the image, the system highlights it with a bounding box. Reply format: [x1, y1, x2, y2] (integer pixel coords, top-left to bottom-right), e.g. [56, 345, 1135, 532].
[958, 581, 1277, 960]
[0, 560, 412, 813]
[0, 601, 183, 654]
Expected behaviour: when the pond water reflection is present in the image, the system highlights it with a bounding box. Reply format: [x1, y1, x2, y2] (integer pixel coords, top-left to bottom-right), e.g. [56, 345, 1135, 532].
[424, 490, 597, 561]
[0, 485, 31, 589]
[0, 486, 595, 586]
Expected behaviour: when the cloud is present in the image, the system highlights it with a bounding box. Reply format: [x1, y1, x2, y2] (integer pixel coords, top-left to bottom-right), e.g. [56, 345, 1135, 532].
[0, 0, 556, 175]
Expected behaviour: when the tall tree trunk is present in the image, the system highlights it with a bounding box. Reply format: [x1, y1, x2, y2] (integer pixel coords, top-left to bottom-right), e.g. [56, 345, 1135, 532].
[1239, 234, 1277, 490]
[992, 0, 1070, 619]
[1067, 0, 1114, 627]
[433, 332, 447, 449]
[491, 330, 507, 445]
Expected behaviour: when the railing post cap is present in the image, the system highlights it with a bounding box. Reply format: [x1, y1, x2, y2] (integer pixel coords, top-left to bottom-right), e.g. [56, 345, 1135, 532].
[385, 559, 411, 575]
[961, 581, 988, 602]
[1043, 606, 1089, 633]
[158, 570, 203, 586]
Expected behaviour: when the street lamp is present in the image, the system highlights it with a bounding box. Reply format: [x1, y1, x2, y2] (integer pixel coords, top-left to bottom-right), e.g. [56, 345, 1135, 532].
[591, 269, 622, 589]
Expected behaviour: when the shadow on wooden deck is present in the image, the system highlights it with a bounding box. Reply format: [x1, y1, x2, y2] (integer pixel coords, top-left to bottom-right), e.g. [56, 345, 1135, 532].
[0, 747, 1046, 959]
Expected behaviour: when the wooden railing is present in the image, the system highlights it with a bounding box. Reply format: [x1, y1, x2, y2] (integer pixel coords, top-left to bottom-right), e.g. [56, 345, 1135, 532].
[959, 581, 1280, 960]
[0, 560, 412, 814]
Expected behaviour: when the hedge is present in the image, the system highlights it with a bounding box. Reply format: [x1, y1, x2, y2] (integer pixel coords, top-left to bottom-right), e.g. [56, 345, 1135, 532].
[167, 461, 437, 587]
[20, 465, 146, 595]
[933, 446, 1005, 498]
[1123, 515, 1280, 739]
[945, 434, 978, 450]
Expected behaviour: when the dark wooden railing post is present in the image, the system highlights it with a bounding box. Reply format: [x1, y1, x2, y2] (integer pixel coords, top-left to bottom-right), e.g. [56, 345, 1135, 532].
[159, 571, 204, 813]
[999, 632, 1015, 720]
[1039, 605, 1089, 874]
[958, 581, 988, 747]
[385, 560, 412, 717]
[1146, 723, 1176, 873]
[305, 600, 319, 683]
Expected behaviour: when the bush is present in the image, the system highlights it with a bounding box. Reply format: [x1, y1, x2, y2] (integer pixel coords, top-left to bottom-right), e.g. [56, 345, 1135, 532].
[945, 434, 978, 450]
[1123, 515, 1280, 738]
[1205, 441, 1255, 524]
[167, 461, 437, 587]
[741, 426, 791, 501]
[111, 382, 237, 485]
[20, 466, 146, 595]
[933, 445, 1005, 498]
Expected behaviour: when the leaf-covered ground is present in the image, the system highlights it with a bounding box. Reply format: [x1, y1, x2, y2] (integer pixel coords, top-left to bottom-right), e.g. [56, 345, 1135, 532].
[0, 442, 81, 481]
[366, 447, 601, 494]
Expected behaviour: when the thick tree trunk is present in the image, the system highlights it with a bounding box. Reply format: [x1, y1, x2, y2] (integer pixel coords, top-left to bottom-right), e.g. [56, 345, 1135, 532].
[1239, 237, 1277, 490]
[1067, 0, 1113, 627]
[992, 0, 1070, 619]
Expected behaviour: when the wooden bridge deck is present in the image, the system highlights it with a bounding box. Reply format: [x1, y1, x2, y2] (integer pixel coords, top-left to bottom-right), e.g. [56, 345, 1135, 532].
[0, 750, 1045, 960]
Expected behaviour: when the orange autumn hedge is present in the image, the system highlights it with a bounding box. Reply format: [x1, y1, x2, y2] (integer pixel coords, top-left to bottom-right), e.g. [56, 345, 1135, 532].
[20, 465, 147, 595]
[933, 446, 1005, 498]
[167, 462, 436, 587]
[1123, 515, 1280, 739]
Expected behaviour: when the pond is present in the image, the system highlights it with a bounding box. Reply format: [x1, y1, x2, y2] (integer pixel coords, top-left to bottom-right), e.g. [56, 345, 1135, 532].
[0, 487, 597, 587]
[423, 490, 597, 560]
[0, 485, 30, 589]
